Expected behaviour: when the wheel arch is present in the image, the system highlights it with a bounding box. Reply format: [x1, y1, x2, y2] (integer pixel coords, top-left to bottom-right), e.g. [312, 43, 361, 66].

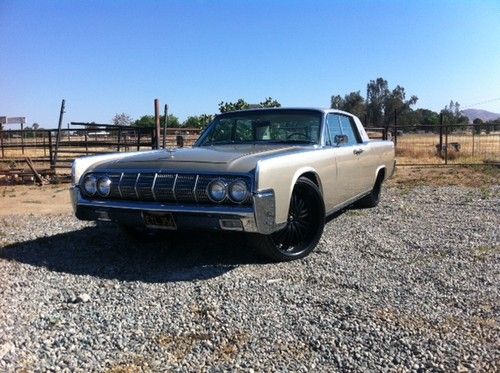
[290, 168, 323, 197]
[374, 165, 386, 185]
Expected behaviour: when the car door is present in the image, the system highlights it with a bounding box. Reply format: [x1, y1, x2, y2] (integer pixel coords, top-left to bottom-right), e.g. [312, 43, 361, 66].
[323, 113, 363, 210]
[337, 114, 373, 194]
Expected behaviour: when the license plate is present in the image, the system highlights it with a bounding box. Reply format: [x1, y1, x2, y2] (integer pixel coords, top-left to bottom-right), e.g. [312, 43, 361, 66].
[142, 212, 177, 230]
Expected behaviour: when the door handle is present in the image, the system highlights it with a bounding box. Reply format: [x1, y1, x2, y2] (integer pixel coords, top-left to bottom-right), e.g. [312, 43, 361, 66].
[353, 149, 364, 155]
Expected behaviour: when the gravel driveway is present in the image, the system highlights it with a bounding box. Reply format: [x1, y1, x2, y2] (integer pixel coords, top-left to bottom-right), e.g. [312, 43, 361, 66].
[0, 185, 499, 371]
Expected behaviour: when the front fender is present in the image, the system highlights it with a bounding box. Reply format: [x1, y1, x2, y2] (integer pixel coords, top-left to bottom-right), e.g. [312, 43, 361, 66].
[71, 150, 157, 185]
[257, 159, 322, 225]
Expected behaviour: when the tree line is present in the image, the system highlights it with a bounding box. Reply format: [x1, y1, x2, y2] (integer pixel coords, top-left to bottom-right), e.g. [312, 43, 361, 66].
[113, 97, 281, 129]
[108, 77, 498, 133]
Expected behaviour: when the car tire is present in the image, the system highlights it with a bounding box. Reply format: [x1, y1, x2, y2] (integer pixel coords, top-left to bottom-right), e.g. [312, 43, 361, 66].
[356, 172, 384, 208]
[251, 177, 325, 262]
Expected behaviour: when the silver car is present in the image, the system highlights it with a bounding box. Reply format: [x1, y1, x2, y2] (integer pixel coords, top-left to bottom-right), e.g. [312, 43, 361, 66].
[71, 108, 395, 261]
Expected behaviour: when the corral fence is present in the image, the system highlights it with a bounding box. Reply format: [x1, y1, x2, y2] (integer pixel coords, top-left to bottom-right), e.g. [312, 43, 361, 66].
[0, 123, 202, 172]
[1, 120, 498, 177]
[365, 122, 499, 165]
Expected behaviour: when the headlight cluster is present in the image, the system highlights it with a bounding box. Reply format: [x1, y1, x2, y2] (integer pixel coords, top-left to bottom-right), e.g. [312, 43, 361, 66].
[207, 178, 249, 203]
[83, 174, 111, 196]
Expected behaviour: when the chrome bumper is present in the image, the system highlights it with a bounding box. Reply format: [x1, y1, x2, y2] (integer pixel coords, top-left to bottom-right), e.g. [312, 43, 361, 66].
[70, 186, 277, 234]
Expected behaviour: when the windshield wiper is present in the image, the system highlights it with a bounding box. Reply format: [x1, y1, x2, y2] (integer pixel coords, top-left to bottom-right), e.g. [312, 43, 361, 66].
[203, 140, 244, 146]
[268, 140, 316, 145]
[202, 139, 316, 146]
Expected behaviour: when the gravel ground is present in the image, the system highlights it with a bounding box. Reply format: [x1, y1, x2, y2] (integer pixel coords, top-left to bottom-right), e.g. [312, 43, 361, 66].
[0, 185, 499, 372]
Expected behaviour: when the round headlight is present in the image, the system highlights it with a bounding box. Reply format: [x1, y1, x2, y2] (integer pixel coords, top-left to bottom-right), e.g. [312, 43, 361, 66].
[228, 179, 248, 203]
[83, 175, 97, 195]
[97, 176, 112, 196]
[207, 179, 227, 202]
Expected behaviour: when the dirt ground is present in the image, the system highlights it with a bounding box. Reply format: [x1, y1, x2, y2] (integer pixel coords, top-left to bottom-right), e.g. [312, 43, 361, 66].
[387, 165, 499, 188]
[0, 166, 498, 216]
[0, 184, 71, 216]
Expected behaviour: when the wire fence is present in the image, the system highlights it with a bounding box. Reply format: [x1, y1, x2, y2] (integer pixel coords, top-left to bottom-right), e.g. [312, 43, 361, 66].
[365, 123, 499, 165]
[1, 122, 498, 172]
[0, 125, 202, 171]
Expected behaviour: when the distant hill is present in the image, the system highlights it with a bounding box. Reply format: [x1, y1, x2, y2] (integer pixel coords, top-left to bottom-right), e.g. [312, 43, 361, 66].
[461, 109, 500, 123]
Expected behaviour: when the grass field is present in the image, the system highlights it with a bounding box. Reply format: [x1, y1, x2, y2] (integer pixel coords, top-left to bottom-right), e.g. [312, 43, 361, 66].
[389, 132, 499, 164]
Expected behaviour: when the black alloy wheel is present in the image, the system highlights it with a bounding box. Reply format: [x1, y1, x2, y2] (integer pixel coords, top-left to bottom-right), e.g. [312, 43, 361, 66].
[252, 177, 325, 261]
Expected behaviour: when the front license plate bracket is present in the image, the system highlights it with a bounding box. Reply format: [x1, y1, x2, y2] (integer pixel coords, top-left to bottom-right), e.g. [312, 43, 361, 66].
[142, 211, 177, 230]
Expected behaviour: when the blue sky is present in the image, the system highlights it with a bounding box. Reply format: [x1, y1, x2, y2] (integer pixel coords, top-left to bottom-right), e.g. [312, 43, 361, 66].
[1, 0, 499, 128]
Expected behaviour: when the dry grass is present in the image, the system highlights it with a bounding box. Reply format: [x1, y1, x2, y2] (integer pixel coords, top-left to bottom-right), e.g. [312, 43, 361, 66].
[394, 133, 499, 164]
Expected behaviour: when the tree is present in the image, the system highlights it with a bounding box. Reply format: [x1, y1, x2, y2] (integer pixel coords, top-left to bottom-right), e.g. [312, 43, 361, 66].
[134, 114, 180, 128]
[219, 99, 250, 113]
[259, 97, 281, 108]
[218, 97, 281, 113]
[183, 114, 214, 129]
[112, 113, 133, 126]
[330, 91, 366, 119]
[32, 123, 40, 130]
[384, 85, 418, 126]
[472, 118, 483, 135]
[165, 114, 181, 128]
[440, 100, 469, 132]
[134, 115, 155, 128]
[366, 78, 390, 125]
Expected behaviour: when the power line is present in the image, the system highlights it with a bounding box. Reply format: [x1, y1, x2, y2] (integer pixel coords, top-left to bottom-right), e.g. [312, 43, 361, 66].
[461, 97, 500, 110]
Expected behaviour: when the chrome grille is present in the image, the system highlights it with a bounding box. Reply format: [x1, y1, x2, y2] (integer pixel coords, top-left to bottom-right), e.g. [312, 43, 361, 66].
[174, 174, 197, 202]
[153, 173, 175, 200]
[136, 173, 156, 201]
[119, 173, 139, 199]
[108, 173, 122, 198]
[84, 172, 252, 205]
[195, 176, 214, 203]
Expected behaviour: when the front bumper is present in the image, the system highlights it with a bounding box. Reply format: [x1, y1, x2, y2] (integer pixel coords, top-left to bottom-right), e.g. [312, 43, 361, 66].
[70, 186, 277, 234]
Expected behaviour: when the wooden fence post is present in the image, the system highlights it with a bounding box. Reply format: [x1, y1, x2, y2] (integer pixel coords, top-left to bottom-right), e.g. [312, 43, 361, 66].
[48, 131, 54, 167]
[393, 109, 398, 146]
[439, 113, 443, 156]
[444, 124, 449, 165]
[53, 99, 66, 169]
[154, 99, 161, 150]
[0, 131, 4, 158]
[117, 127, 121, 152]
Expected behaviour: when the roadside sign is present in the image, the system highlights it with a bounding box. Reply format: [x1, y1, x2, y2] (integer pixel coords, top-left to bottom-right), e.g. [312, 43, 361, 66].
[7, 117, 26, 124]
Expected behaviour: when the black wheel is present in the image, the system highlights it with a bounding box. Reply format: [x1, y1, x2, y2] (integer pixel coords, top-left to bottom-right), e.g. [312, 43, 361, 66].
[357, 172, 384, 208]
[251, 177, 325, 262]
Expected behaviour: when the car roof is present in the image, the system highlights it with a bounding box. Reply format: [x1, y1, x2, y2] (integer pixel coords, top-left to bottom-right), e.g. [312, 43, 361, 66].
[216, 107, 355, 117]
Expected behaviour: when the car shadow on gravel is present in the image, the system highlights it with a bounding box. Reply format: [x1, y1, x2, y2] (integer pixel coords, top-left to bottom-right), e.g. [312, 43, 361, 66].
[0, 223, 265, 283]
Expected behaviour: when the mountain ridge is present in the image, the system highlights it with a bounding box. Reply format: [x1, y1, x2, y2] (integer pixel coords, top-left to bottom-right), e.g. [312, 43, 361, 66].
[461, 109, 500, 123]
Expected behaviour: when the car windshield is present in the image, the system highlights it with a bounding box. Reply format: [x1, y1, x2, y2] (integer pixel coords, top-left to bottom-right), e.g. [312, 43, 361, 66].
[196, 110, 322, 146]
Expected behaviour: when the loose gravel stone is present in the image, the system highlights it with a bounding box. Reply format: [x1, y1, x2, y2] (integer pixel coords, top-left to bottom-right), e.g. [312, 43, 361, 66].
[0, 185, 499, 371]
[75, 293, 91, 303]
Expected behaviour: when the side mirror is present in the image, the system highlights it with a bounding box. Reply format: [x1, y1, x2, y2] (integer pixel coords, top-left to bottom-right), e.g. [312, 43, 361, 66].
[334, 134, 348, 145]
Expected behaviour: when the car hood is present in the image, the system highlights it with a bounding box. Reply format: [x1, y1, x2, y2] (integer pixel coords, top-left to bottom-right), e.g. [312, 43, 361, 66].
[88, 144, 313, 174]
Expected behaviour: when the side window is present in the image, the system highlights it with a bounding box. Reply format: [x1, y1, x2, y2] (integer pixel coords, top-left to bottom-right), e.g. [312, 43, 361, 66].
[338, 115, 361, 146]
[326, 114, 342, 145]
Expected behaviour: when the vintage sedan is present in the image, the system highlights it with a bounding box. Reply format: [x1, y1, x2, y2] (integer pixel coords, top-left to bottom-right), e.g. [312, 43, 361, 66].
[71, 108, 395, 261]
